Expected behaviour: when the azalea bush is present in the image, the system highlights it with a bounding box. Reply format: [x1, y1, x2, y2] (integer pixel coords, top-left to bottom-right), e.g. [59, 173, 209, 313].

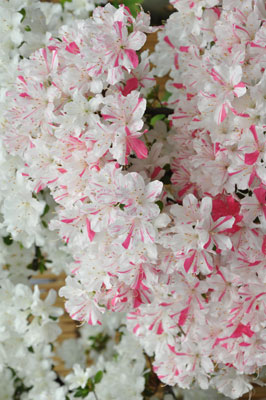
[1, 0, 266, 399]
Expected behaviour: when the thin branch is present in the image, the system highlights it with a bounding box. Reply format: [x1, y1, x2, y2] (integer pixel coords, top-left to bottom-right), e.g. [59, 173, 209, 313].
[178, 324, 186, 336]
[163, 385, 179, 400]
[145, 106, 174, 117]
[93, 390, 99, 400]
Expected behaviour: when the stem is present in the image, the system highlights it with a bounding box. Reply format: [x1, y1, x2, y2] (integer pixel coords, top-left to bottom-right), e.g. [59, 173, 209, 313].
[164, 385, 179, 400]
[93, 390, 99, 400]
[170, 387, 179, 400]
[145, 106, 174, 117]
[178, 324, 186, 336]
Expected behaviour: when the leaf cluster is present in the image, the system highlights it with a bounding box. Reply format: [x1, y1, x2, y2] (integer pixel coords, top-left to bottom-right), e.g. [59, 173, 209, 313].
[26, 246, 52, 274]
[7, 368, 32, 400]
[89, 332, 110, 352]
[74, 371, 103, 398]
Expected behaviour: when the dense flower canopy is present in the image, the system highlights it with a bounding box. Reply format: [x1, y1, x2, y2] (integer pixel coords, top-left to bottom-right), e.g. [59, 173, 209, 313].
[0, 0, 266, 399]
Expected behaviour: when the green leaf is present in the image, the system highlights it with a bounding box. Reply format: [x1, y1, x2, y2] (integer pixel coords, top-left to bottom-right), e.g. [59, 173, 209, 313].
[142, 369, 160, 397]
[150, 114, 165, 127]
[60, 0, 72, 9]
[89, 333, 110, 352]
[155, 200, 163, 212]
[161, 169, 173, 185]
[28, 346, 34, 353]
[125, 0, 144, 17]
[13, 376, 32, 397]
[36, 246, 42, 258]
[74, 387, 89, 398]
[7, 367, 16, 378]
[39, 262, 47, 274]
[49, 315, 58, 321]
[112, 0, 143, 17]
[24, 25, 31, 32]
[114, 202, 126, 211]
[27, 246, 49, 274]
[94, 370, 103, 384]
[86, 378, 95, 392]
[3, 235, 13, 246]
[27, 262, 38, 272]
[161, 90, 171, 102]
[41, 204, 50, 217]
[147, 85, 160, 101]
[42, 220, 48, 228]
[19, 8, 26, 22]
[163, 163, 171, 171]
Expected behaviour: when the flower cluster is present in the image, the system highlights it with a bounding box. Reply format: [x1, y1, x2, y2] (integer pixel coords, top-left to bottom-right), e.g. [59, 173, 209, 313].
[4, 2, 159, 326]
[2, 0, 266, 399]
[132, 0, 266, 398]
[61, 312, 147, 400]
[0, 0, 105, 254]
[0, 277, 65, 399]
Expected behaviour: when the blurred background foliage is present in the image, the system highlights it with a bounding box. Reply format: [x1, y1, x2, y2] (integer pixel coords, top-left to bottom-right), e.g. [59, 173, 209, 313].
[58, 0, 173, 24]
[109, 0, 173, 24]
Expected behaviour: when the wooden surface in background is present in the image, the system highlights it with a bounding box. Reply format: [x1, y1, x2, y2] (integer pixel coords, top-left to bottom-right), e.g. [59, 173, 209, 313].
[143, 32, 169, 100]
[35, 272, 78, 376]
